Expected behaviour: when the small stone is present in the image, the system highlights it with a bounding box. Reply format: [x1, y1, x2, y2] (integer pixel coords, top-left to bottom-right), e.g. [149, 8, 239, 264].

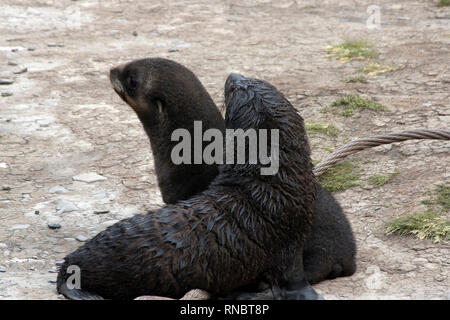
[28, 46, 36, 51]
[48, 223, 61, 229]
[422, 102, 432, 107]
[1, 91, 13, 97]
[0, 78, 14, 85]
[49, 186, 69, 194]
[13, 67, 27, 74]
[64, 237, 75, 242]
[92, 192, 107, 199]
[11, 48, 18, 52]
[76, 235, 88, 242]
[48, 279, 57, 284]
[7, 61, 18, 66]
[168, 48, 179, 52]
[9, 224, 30, 231]
[397, 17, 410, 20]
[34, 210, 40, 215]
[39, 121, 50, 127]
[48, 43, 64, 47]
[55, 260, 65, 266]
[48, 269, 58, 273]
[73, 172, 107, 183]
[132, 31, 138, 36]
[375, 206, 381, 211]
[0, 162, 8, 168]
[1, 185, 11, 191]
[412, 258, 428, 265]
[0, 266, 7, 273]
[94, 209, 109, 214]
[55, 199, 79, 213]
[434, 274, 447, 282]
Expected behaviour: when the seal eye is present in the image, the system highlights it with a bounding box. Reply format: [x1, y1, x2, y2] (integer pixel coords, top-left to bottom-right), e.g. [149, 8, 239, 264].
[129, 76, 137, 89]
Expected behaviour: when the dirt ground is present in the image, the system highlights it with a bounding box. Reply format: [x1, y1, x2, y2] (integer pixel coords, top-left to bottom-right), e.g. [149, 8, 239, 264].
[0, 0, 449, 300]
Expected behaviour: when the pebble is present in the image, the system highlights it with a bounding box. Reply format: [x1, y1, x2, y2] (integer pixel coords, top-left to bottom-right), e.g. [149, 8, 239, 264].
[55, 260, 65, 266]
[0, 243, 7, 248]
[55, 199, 79, 213]
[34, 210, 40, 215]
[0, 78, 14, 85]
[0, 162, 8, 168]
[94, 209, 109, 214]
[47, 43, 64, 47]
[0, 266, 7, 273]
[48, 223, 61, 229]
[9, 224, 30, 231]
[1, 91, 13, 97]
[48, 279, 57, 284]
[28, 46, 36, 51]
[168, 48, 179, 52]
[412, 258, 428, 265]
[132, 30, 138, 36]
[38, 121, 50, 127]
[433, 274, 447, 282]
[1, 185, 11, 191]
[76, 235, 88, 242]
[64, 238, 75, 242]
[49, 186, 69, 194]
[375, 206, 381, 211]
[13, 67, 27, 74]
[48, 269, 58, 273]
[422, 102, 433, 107]
[7, 61, 18, 66]
[73, 172, 107, 183]
[92, 192, 107, 199]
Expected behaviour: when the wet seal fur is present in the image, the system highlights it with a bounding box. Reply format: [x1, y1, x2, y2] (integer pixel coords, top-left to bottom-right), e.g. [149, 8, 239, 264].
[109, 58, 356, 286]
[57, 73, 318, 300]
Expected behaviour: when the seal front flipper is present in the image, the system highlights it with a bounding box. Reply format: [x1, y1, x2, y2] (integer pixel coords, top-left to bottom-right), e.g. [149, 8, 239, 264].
[57, 281, 104, 300]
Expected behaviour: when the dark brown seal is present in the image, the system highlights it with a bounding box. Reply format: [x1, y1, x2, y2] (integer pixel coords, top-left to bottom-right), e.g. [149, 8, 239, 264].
[57, 72, 318, 300]
[109, 58, 355, 286]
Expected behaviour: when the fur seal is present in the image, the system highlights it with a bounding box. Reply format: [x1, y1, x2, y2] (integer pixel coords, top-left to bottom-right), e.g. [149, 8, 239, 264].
[109, 58, 356, 285]
[57, 72, 318, 300]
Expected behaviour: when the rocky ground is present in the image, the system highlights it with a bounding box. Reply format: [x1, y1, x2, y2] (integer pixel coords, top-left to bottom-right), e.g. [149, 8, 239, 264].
[0, 0, 449, 299]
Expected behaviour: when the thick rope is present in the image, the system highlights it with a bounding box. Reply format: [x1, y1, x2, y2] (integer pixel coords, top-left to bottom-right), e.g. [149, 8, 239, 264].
[136, 128, 450, 300]
[313, 129, 450, 176]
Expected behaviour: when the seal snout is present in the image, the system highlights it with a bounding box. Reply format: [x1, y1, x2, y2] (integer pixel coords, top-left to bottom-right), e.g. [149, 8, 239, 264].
[109, 67, 125, 97]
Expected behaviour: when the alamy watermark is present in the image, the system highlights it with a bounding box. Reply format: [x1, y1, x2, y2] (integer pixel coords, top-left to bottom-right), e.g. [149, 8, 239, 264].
[171, 121, 280, 176]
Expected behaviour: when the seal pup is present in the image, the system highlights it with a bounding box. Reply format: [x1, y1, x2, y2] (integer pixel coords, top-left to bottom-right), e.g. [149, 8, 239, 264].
[56, 72, 320, 300]
[109, 58, 356, 285]
[110, 58, 225, 204]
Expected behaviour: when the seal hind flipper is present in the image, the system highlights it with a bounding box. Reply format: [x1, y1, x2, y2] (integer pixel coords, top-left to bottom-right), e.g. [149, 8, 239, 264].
[58, 281, 104, 300]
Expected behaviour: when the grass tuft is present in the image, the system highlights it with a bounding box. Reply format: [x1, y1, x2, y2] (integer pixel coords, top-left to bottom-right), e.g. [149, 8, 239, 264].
[318, 160, 363, 192]
[325, 41, 379, 62]
[342, 75, 368, 83]
[438, 0, 450, 7]
[359, 63, 395, 76]
[306, 122, 340, 137]
[386, 210, 450, 243]
[386, 183, 450, 242]
[326, 95, 387, 116]
[369, 168, 400, 186]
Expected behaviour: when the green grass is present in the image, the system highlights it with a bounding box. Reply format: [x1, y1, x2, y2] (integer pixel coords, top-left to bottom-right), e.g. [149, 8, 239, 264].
[386, 183, 450, 242]
[436, 184, 450, 210]
[342, 76, 368, 83]
[326, 95, 387, 116]
[318, 160, 363, 192]
[305, 122, 340, 137]
[386, 210, 450, 243]
[438, 0, 450, 7]
[369, 168, 400, 186]
[359, 63, 395, 76]
[325, 41, 379, 62]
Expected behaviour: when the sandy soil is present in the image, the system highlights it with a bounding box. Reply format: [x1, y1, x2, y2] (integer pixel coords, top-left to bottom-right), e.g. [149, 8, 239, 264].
[0, 0, 449, 300]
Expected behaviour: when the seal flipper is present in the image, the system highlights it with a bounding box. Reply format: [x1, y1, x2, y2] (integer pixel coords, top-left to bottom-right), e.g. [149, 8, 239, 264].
[58, 281, 104, 300]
